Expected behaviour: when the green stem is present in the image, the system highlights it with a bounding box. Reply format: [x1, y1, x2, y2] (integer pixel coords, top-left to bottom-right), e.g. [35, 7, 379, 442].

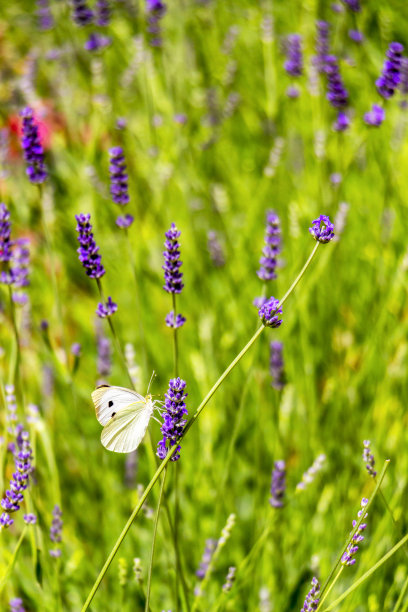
[124, 231, 147, 376]
[7, 285, 22, 408]
[172, 293, 179, 378]
[316, 459, 390, 611]
[0, 527, 27, 592]
[322, 532, 408, 612]
[145, 468, 167, 612]
[81, 240, 324, 611]
[96, 278, 134, 389]
[393, 572, 408, 612]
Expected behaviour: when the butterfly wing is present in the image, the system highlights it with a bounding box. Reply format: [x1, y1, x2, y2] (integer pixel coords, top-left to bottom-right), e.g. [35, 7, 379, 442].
[100, 402, 153, 453]
[91, 386, 145, 426]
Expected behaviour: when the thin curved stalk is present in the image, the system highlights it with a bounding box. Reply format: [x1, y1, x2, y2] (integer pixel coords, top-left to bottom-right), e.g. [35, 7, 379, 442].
[145, 468, 167, 612]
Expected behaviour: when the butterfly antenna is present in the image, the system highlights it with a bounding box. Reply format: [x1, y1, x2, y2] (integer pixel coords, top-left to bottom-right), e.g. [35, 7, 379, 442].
[147, 370, 156, 395]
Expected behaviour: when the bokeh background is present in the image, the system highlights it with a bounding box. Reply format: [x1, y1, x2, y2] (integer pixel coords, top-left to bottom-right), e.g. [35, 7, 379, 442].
[1, 0, 408, 610]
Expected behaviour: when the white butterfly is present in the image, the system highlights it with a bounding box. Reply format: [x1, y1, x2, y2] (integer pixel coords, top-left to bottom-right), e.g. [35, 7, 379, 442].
[91, 385, 160, 453]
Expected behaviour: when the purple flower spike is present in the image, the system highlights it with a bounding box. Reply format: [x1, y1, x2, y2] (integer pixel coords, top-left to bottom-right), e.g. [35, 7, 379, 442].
[49, 504, 63, 558]
[376, 42, 404, 99]
[363, 440, 377, 477]
[301, 577, 320, 611]
[341, 498, 368, 566]
[333, 111, 350, 132]
[163, 223, 184, 294]
[364, 104, 385, 127]
[314, 21, 330, 73]
[286, 85, 300, 98]
[342, 0, 361, 11]
[270, 341, 285, 390]
[157, 378, 188, 462]
[96, 296, 118, 318]
[95, 0, 110, 26]
[0, 427, 34, 530]
[71, 0, 93, 26]
[84, 33, 111, 51]
[325, 56, 348, 108]
[165, 311, 186, 329]
[9, 599, 26, 612]
[37, 0, 54, 30]
[75, 213, 106, 279]
[23, 513, 37, 524]
[146, 0, 167, 47]
[270, 460, 286, 508]
[196, 539, 217, 579]
[349, 29, 364, 43]
[309, 215, 335, 243]
[20, 107, 47, 184]
[258, 297, 282, 328]
[257, 211, 281, 282]
[116, 214, 134, 229]
[0, 203, 12, 263]
[71, 342, 82, 357]
[109, 147, 130, 205]
[284, 34, 303, 77]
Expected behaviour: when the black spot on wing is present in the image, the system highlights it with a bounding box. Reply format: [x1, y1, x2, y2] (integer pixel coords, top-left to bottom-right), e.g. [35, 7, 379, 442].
[96, 384, 110, 389]
[108, 400, 114, 407]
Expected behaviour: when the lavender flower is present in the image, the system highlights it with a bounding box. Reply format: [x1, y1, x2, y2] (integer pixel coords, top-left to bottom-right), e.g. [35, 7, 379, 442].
[284, 34, 302, 77]
[49, 504, 63, 558]
[258, 297, 283, 328]
[325, 56, 348, 108]
[20, 107, 47, 184]
[71, 343, 82, 357]
[341, 498, 368, 566]
[165, 311, 186, 329]
[0, 203, 12, 263]
[196, 539, 218, 579]
[348, 29, 364, 43]
[0, 427, 34, 529]
[84, 33, 111, 52]
[116, 214, 134, 229]
[400, 58, 408, 96]
[330, 172, 342, 186]
[314, 21, 330, 73]
[146, 0, 167, 47]
[11, 239, 30, 305]
[286, 85, 300, 99]
[364, 104, 385, 126]
[96, 296, 118, 318]
[270, 460, 286, 508]
[109, 147, 130, 205]
[75, 213, 105, 279]
[301, 577, 320, 611]
[257, 211, 281, 282]
[309, 215, 335, 243]
[23, 513, 37, 524]
[376, 43, 404, 99]
[157, 378, 188, 462]
[296, 454, 326, 491]
[71, 0, 93, 26]
[97, 332, 111, 378]
[333, 111, 350, 132]
[363, 440, 376, 477]
[270, 341, 285, 390]
[95, 0, 110, 25]
[163, 223, 184, 294]
[222, 566, 236, 592]
[207, 231, 225, 267]
[342, 0, 360, 11]
[9, 599, 26, 612]
[37, 0, 54, 30]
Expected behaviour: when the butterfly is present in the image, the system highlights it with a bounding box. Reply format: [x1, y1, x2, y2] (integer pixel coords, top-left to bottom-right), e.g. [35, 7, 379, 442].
[91, 385, 160, 453]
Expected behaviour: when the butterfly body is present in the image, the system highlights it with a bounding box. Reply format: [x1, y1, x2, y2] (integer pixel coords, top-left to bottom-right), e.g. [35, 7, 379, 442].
[91, 385, 156, 453]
